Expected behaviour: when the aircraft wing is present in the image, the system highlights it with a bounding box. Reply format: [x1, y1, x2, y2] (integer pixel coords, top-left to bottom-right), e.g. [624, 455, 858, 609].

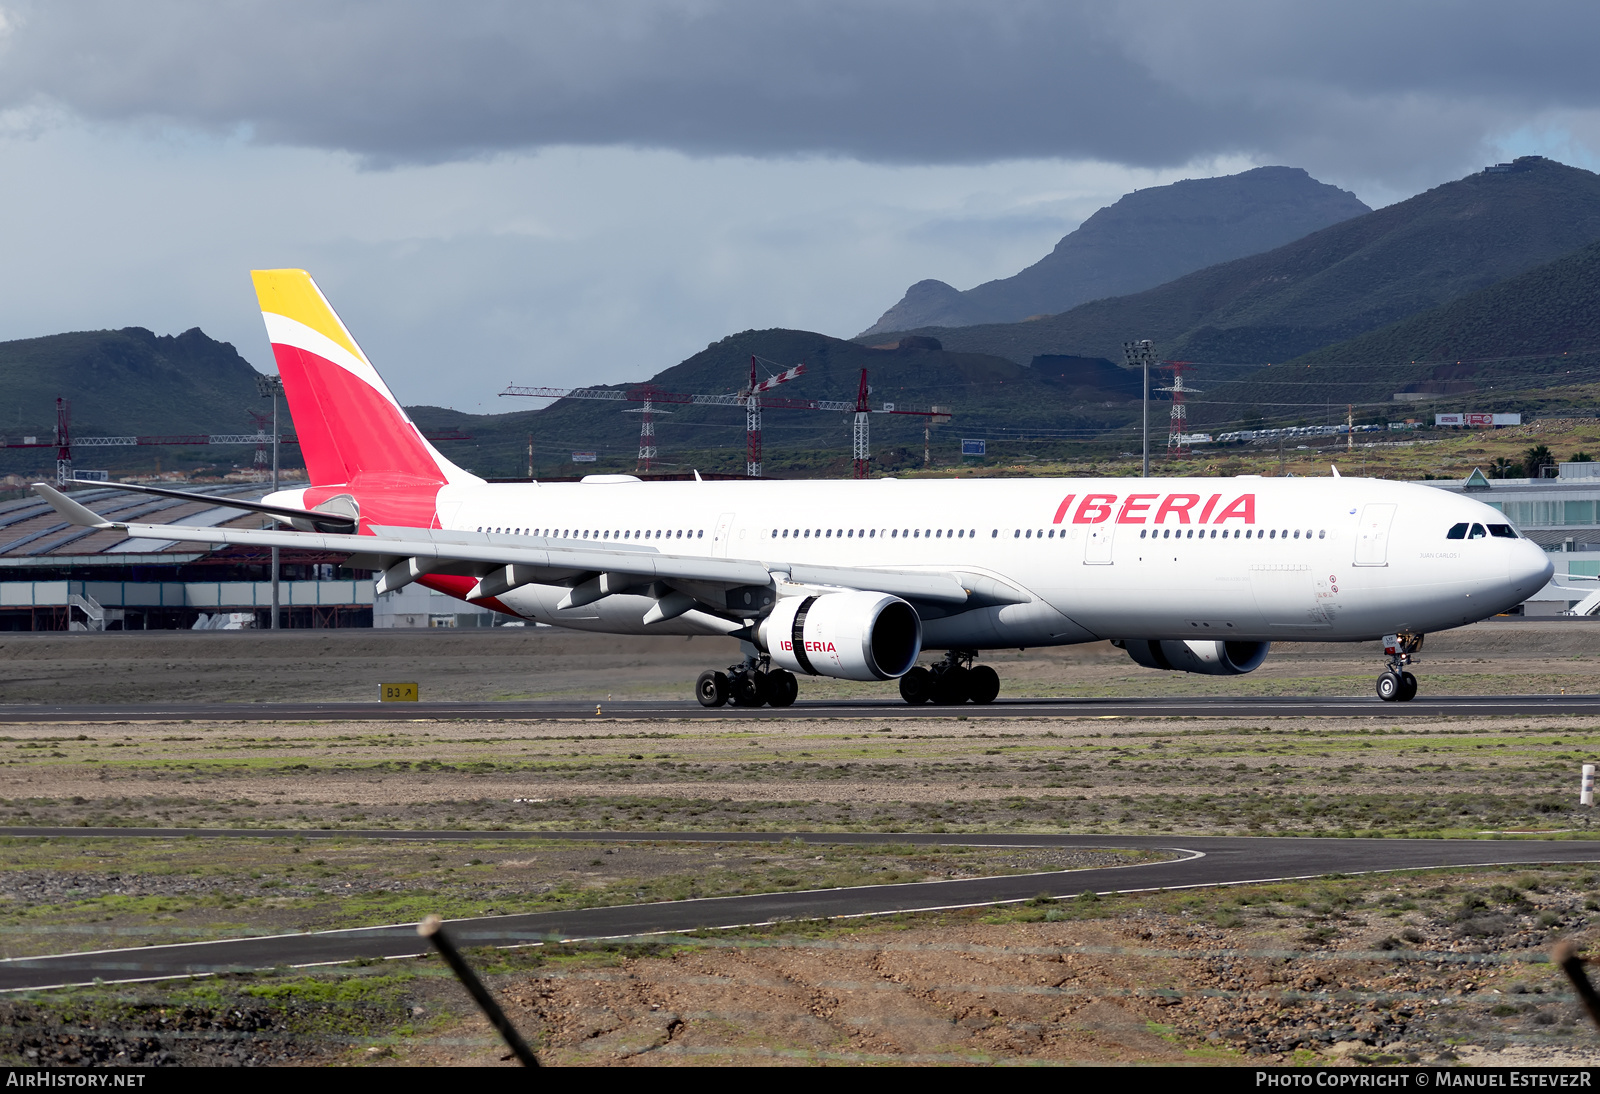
[31, 483, 1020, 624]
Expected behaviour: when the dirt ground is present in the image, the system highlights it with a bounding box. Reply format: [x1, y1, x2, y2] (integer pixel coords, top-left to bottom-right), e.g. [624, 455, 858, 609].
[5, 618, 1600, 704]
[479, 867, 1600, 1068]
[1, 622, 1600, 1066]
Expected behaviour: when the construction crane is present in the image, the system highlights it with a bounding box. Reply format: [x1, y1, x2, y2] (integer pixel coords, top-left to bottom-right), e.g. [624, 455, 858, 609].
[504, 360, 852, 477]
[502, 363, 948, 478]
[1, 398, 472, 485]
[247, 410, 273, 468]
[744, 358, 804, 478]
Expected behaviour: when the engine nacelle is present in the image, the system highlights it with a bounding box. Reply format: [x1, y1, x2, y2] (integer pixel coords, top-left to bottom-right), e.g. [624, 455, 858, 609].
[759, 592, 922, 681]
[1119, 639, 1271, 676]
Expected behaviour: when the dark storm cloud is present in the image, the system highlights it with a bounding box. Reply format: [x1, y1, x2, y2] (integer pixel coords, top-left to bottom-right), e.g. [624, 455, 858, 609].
[0, 1, 1592, 174]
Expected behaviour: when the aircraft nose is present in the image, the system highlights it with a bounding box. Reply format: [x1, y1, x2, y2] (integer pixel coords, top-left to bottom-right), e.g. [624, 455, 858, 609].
[1509, 540, 1555, 594]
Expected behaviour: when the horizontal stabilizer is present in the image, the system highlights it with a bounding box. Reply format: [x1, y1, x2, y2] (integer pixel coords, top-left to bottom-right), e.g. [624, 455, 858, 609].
[70, 479, 358, 533]
[30, 483, 118, 528]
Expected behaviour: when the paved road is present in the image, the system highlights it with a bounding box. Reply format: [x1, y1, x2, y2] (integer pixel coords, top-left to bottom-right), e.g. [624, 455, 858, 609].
[3, 693, 1599, 722]
[3, 831, 1599, 991]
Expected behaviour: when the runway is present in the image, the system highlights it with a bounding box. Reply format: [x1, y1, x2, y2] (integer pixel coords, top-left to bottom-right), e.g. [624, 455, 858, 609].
[3, 693, 1600, 722]
[2, 830, 1598, 992]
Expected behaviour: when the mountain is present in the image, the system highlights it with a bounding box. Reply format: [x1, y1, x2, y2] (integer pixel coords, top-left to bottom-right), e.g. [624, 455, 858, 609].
[858, 166, 1369, 337]
[0, 327, 265, 440]
[866, 157, 1600, 367]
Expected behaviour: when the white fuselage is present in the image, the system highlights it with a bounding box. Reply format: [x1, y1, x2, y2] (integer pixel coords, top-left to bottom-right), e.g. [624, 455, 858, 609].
[334, 475, 1555, 649]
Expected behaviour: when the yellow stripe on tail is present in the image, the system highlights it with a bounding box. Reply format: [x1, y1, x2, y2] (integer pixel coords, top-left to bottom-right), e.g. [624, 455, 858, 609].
[250, 269, 367, 365]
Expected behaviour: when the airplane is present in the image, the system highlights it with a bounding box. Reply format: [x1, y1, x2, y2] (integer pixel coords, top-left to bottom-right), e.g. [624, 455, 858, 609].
[32, 270, 1555, 708]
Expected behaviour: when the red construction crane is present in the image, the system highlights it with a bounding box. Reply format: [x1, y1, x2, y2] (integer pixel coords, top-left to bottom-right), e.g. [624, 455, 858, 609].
[501, 367, 949, 478]
[2, 396, 471, 485]
[247, 410, 273, 468]
[852, 370, 871, 480]
[504, 364, 853, 477]
[744, 357, 805, 478]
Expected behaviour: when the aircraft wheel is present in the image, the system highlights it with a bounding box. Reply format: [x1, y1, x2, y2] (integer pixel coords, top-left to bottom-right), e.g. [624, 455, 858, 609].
[1397, 671, 1418, 702]
[1376, 671, 1400, 702]
[766, 669, 798, 708]
[696, 670, 729, 708]
[730, 670, 768, 707]
[967, 665, 1000, 705]
[932, 665, 970, 705]
[899, 666, 934, 705]
[729, 676, 763, 707]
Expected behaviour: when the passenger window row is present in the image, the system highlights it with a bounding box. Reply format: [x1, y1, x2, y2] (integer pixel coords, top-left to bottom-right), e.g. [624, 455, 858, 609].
[1446, 522, 1518, 540]
[477, 526, 702, 541]
[1138, 527, 1324, 540]
[771, 528, 978, 539]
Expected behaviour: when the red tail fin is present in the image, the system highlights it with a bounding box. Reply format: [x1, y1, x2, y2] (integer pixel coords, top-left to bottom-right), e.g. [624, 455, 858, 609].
[251, 269, 475, 490]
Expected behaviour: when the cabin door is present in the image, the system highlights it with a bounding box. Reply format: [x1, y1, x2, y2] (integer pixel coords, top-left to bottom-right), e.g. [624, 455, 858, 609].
[1353, 503, 1397, 567]
[711, 512, 736, 558]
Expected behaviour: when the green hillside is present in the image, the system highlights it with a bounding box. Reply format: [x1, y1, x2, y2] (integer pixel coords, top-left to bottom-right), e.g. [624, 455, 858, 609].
[417, 331, 1145, 478]
[0, 327, 263, 437]
[1176, 236, 1600, 431]
[1153, 238, 1600, 434]
[866, 157, 1600, 367]
[0, 327, 289, 479]
[1294, 237, 1600, 368]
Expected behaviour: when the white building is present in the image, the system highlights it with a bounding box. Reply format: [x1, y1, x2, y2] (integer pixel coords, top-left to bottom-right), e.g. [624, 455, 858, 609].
[373, 582, 498, 628]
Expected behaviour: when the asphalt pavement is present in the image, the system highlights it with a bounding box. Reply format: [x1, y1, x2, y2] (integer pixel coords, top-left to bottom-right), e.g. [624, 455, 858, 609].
[3, 693, 1599, 722]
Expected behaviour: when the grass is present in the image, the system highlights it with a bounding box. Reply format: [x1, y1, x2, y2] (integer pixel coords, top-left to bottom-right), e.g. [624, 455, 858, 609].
[2, 715, 1599, 837]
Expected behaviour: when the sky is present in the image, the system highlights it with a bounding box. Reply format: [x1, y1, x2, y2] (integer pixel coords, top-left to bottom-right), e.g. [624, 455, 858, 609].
[0, 1, 1597, 414]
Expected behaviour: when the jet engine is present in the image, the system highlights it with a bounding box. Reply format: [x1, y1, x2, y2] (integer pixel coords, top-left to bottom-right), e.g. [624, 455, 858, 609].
[759, 592, 922, 682]
[1118, 639, 1271, 676]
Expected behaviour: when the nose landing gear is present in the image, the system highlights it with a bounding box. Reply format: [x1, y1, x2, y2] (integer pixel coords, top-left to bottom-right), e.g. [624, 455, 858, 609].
[900, 650, 1000, 706]
[1376, 632, 1423, 702]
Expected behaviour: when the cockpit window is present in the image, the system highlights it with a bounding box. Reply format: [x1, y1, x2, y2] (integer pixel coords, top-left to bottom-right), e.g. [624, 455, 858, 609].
[1468, 523, 1487, 539]
[1487, 524, 1518, 538]
[1446, 522, 1468, 540]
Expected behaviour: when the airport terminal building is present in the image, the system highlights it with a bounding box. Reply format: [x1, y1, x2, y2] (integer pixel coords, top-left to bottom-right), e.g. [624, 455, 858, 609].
[0, 484, 376, 631]
[0, 483, 499, 631]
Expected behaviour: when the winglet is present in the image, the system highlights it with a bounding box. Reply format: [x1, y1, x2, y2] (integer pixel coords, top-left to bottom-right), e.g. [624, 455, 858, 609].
[30, 482, 118, 528]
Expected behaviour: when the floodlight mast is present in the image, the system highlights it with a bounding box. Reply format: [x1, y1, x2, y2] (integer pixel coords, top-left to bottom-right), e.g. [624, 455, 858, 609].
[1123, 340, 1154, 478]
[256, 374, 284, 630]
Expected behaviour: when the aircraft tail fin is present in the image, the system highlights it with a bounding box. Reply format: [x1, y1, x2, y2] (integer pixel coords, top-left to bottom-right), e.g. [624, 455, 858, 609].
[250, 270, 477, 489]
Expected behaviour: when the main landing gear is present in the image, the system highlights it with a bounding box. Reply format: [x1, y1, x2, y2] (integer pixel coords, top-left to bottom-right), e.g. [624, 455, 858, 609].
[696, 654, 798, 709]
[1376, 632, 1423, 703]
[899, 650, 1000, 706]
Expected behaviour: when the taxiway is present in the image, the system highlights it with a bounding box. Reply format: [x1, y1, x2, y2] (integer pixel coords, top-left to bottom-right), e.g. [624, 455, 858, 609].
[2, 831, 1597, 991]
[3, 693, 1600, 722]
